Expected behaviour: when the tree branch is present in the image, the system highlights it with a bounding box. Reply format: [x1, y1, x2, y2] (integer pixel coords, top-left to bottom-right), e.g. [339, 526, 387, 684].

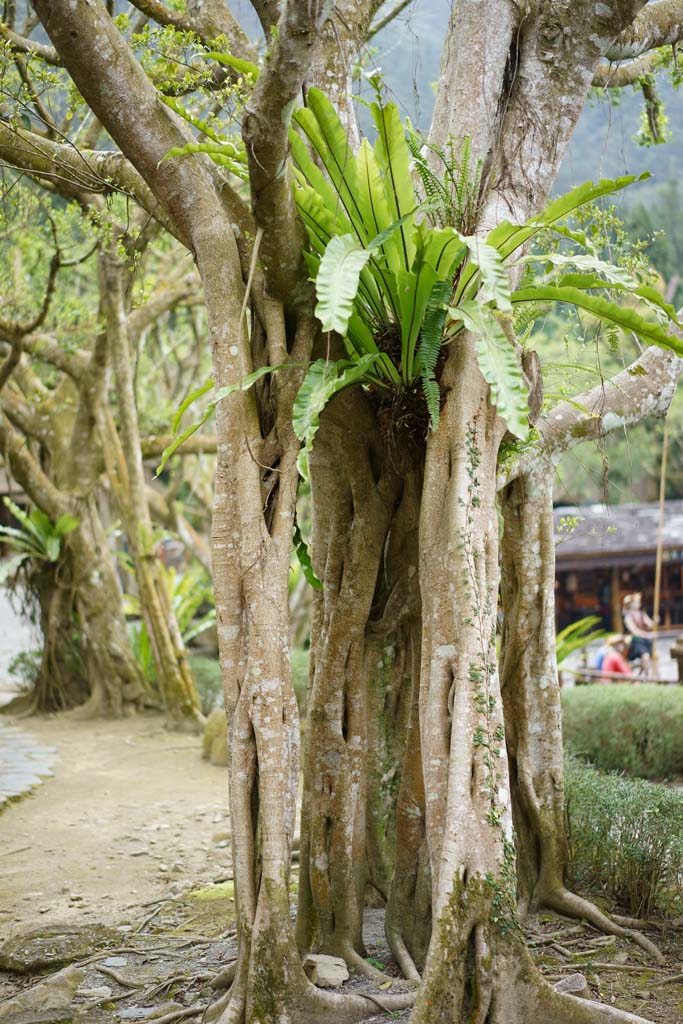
[0, 120, 182, 240]
[127, 275, 201, 338]
[0, 21, 61, 65]
[500, 344, 683, 489]
[250, 0, 280, 37]
[0, 342, 21, 391]
[593, 51, 660, 87]
[141, 433, 217, 458]
[0, 413, 68, 519]
[0, 250, 60, 338]
[368, 0, 415, 39]
[31, 0, 251, 257]
[243, 0, 333, 301]
[17, 331, 88, 381]
[127, 0, 257, 61]
[0, 388, 53, 447]
[606, 0, 683, 60]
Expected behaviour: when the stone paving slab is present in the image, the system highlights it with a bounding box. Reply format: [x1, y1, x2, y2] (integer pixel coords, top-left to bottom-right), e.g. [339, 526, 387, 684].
[0, 720, 57, 809]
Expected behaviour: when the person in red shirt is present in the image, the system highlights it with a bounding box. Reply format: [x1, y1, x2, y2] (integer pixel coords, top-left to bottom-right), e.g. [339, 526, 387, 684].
[601, 636, 632, 681]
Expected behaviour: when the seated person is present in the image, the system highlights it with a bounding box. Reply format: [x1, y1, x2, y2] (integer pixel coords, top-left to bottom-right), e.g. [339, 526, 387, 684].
[601, 635, 632, 681]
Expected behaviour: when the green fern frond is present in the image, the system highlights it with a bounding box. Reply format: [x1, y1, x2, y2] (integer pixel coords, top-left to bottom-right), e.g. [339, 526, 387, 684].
[417, 279, 451, 429]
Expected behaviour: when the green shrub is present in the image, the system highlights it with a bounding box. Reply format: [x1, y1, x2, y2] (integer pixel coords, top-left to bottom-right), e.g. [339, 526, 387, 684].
[562, 684, 683, 779]
[189, 655, 223, 716]
[565, 756, 683, 919]
[8, 649, 42, 692]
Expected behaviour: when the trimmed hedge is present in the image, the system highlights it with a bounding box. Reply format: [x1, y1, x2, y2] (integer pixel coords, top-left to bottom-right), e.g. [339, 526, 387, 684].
[565, 755, 683, 919]
[562, 683, 683, 780]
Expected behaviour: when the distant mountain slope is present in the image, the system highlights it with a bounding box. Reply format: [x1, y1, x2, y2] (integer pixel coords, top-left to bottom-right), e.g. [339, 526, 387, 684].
[370, 1, 683, 197]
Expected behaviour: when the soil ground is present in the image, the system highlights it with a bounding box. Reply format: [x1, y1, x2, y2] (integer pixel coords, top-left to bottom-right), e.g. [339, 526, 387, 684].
[0, 711, 682, 1023]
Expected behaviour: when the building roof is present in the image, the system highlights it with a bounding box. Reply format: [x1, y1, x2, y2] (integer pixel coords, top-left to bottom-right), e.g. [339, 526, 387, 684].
[554, 500, 683, 569]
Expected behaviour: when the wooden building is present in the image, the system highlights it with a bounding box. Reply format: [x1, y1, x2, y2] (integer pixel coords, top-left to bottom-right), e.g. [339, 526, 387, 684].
[553, 501, 683, 632]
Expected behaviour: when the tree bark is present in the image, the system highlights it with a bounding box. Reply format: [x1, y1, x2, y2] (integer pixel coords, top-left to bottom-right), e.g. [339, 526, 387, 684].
[411, 339, 653, 1024]
[296, 388, 402, 976]
[499, 467, 662, 962]
[101, 249, 202, 723]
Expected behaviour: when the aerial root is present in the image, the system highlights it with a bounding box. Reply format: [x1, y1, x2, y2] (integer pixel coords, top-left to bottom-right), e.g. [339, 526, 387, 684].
[384, 922, 421, 982]
[543, 887, 664, 963]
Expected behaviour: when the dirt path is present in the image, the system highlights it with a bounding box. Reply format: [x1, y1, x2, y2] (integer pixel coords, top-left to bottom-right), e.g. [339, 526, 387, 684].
[1, 711, 682, 1024]
[0, 712, 230, 934]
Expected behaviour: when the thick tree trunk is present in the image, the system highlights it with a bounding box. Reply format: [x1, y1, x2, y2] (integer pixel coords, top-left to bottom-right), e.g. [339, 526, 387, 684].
[67, 494, 148, 716]
[296, 390, 402, 975]
[382, 610, 430, 981]
[364, 471, 428, 981]
[499, 468, 662, 962]
[102, 252, 202, 722]
[410, 341, 652, 1024]
[28, 557, 88, 711]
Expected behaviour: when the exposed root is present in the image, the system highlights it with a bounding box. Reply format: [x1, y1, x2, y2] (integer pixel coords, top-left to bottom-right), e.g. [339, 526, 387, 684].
[384, 922, 421, 982]
[541, 992, 655, 1024]
[210, 989, 240, 1023]
[610, 914, 662, 931]
[297, 983, 415, 1023]
[211, 962, 237, 990]
[488, 955, 657, 1024]
[342, 946, 403, 985]
[543, 887, 664, 964]
[212, 966, 415, 1024]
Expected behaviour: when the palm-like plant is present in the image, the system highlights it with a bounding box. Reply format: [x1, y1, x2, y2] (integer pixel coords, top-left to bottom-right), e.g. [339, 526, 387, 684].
[0, 496, 78, 580]
[161, 80, 682, 477]
[289, 88, 682, 462]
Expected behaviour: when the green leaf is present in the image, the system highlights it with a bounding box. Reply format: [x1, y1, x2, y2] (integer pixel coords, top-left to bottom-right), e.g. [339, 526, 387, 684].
[0, 527, 45, 558]
[293, 519, 322, 590]
[294, 90, 365, 242]
[54, 514, 79, 536]
[45, 536, 61, 562]
[453, 301, 530, 439]
[459, 235, 512, 311]
[293, 355, 379, 479]
[314, 234, 373, 335]
[556, 615, 606, 666]
[164, 142, 247, 179]
[397, 263, 438, 383]
[487, 173, 649, 261]
[371, 99, 416, 270]
[158, 363, 292, 475]
[511, 284, 683, 354]
[519, 251, 636, 288]
[417, 279, 452, 429]
[161, 96, 233, 144]
[522, 263, 678, 324]
[203, 51, 260, 79]
[290, 130, 348, 223]
[420, 226, 466, 279]
[172, 377, 215, 434]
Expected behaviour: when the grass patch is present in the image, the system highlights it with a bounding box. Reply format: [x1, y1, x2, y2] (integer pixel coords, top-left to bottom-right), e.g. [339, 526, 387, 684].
[565, 755, 683, 919]
[562, 684, 683, 779]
